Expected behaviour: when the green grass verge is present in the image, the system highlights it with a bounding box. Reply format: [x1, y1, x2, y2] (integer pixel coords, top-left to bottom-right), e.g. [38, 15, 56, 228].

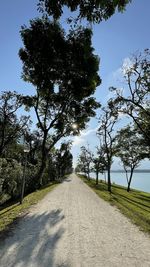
[0, 182, 59, 234]
[78, 174, 150, 235]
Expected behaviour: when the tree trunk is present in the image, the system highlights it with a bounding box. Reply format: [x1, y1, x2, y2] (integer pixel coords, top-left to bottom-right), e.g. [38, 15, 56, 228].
[20, 153, 27, 204]
[87, 165, 90, 180]
[127, 168, 134, 192]
[36, 131, 48, 187]
[104, 171, 106, 183]
[96, 170, 99, 185]
[107, 164, 111, 193]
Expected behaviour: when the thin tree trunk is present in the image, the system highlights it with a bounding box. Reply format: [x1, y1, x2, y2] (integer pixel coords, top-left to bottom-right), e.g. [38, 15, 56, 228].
[87, 167, 90, 180]
[104, 171, 106, 183]
[127, 168, 134, 192]
[123, 165, 129, 184]
[96, 170, 99, 185]
[20, 153, 27, 204]
[107, 164, 111, 193]
[36, 131, 48, 187]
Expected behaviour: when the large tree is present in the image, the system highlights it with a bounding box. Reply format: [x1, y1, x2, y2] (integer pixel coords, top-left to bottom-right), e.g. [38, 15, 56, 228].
[19, 18, 100, 183]
[38, 0, 131, 23]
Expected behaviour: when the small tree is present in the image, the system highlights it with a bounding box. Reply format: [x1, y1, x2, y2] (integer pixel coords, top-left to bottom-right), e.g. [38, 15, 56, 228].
[116, 125, 148, 192]
[55, 142, 73, 179]
[97, 103, 118, 192]
[78, 145, 93, 179]
[92, 144, 107, 185]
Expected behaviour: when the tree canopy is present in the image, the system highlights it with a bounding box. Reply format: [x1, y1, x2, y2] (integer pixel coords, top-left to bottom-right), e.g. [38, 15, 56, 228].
[0, 91, 29, 156]
[38, 0, 131, 23]
[19, 17, 101, 182]
[116, 125, 148, 191]
[19, 18, 101, 134]
[110, 49, 150, 145]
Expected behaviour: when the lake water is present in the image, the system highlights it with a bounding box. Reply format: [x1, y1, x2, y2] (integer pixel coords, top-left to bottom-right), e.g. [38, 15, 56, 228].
[88, 172, 150, 193]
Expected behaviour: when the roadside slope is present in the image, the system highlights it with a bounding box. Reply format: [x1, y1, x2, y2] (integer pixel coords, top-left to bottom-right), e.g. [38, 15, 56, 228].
[0, 174, 150, 267]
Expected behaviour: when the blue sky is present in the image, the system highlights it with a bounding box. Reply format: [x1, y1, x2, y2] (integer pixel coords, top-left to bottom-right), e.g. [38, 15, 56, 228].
[0, 0, 150, 169]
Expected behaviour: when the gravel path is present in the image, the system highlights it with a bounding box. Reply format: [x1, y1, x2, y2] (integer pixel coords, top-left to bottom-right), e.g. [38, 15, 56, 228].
[0, 174, 150, 267]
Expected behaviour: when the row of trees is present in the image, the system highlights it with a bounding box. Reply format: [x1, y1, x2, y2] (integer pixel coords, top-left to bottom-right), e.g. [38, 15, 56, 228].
[0, 0, 133, 203]
[76, 49, 150, 193]
[0, 110, 73, 204]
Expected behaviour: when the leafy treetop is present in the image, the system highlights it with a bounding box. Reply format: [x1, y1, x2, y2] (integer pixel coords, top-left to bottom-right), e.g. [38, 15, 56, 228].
[38, 0, 131, 23]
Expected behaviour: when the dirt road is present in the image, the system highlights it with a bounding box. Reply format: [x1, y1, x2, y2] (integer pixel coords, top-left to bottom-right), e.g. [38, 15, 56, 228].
[0, 174, 150, 267]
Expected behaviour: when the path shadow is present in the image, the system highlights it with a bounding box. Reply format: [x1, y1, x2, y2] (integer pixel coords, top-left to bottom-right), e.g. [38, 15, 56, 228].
[113, 192, 150, 212]
[63, 178, 72, 183]
[0, 203, 20, 215]
[0, 198, 19, 211]
[137, 195, 150, 203]
[0, 209, 70, 267]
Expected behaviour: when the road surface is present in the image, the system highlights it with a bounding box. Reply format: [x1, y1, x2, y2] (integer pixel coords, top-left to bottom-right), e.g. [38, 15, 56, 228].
[0, 174, 150, 267]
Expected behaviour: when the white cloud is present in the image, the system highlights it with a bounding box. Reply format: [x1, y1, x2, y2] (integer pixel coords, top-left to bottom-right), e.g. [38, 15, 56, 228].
[122, 57, 134, 74]
[111, 57, 133, 82]
[72, 127, 98, 147]
[104, 56, 134, 102]
[112, 67, 122, 81]
[118, 111, 127, 119]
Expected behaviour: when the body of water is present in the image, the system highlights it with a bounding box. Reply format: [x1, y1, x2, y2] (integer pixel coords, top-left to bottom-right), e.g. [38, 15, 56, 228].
[88, 171, 150, 193]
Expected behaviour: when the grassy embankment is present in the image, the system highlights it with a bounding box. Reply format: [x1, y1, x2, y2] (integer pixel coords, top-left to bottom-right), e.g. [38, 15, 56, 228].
[0, 182, 59, 234]
[78, 174, 150, 234]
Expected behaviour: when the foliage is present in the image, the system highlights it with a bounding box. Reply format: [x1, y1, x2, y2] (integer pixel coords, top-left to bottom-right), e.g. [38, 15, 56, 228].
[3, 142, 24, 163]
[116, 125, 148, 167]
[135, 108, 150, 150]
[110, 49, 150, 146]
[77, 145, 93, 179]
[0, 91, 29, 156]
[116, 125, 149, 191]
[97, 103, 118, 192]
[38, 0, 131, 23]
[54, 142, 73, 179]
[19, 17, 100, 182]
[92, 147, 107, 184]
[0, 158, 23, 200]
[23, 130, 42, 165]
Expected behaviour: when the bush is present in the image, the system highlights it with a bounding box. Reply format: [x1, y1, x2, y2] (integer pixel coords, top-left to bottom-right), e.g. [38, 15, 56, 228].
[0, 158, 23, 200]
[25, 163, 40, 193]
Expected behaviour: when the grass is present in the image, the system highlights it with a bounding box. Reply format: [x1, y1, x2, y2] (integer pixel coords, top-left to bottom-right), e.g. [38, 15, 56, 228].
[78, 174, 150, 235]
[0, 182, 59, 234]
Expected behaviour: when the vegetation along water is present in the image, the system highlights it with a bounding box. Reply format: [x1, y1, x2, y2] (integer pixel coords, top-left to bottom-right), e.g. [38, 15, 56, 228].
[89, 171, 150, 193]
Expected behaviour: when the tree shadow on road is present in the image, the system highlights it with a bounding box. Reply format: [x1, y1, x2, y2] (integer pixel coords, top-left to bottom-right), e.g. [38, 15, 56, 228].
[0, 209, 70, 267]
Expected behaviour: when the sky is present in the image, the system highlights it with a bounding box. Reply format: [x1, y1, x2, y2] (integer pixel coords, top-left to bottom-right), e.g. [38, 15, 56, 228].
[0, 0, 150, 169]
